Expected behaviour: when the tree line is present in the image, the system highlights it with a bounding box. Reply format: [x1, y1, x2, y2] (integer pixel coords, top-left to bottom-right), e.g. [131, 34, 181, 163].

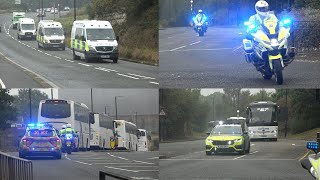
[160, 89, 320, 141]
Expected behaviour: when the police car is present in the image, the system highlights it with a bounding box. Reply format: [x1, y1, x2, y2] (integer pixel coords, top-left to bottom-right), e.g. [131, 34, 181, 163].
[205, 120, 250, 155]
[36, 20, 66, 50]
[19, 123, 62, 159]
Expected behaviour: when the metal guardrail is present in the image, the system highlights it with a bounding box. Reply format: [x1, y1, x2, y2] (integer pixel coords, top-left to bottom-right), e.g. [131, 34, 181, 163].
[0, 151, 33, 180]
[99, 171, 132, 180]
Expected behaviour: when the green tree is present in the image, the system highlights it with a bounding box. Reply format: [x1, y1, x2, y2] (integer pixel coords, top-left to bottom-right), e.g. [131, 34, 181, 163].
[14, 89, 49, 123]
[0, 89, 17, 127]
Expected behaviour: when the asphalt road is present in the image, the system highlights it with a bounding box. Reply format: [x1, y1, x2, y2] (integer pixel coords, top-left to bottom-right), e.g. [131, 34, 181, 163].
[9, 151, 159, 180]
[0, 12, 158, 88]
[160, 139, 313, 180]
[159, 27, 320, 88]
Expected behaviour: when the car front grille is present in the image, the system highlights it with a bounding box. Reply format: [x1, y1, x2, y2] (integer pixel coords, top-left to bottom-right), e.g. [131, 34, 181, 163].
[50, 40, 62, 43]
[212, 140, 234, 145]
[25, 32, 33, 36]
[96, 46, 113, 52]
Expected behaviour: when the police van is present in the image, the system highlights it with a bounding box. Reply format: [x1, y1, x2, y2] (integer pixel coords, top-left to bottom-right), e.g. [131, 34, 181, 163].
[71, 20, 119, 63]
[17, 18, 36, 40]
[36, 20, 66, 50]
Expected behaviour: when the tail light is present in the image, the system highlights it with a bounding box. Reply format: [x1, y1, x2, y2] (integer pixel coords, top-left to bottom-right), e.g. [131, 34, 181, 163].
[50, 138, 60, 147]
[22, 138, 33, 147]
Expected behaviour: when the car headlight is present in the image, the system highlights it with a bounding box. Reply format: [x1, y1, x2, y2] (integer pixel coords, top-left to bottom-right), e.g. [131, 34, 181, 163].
[235, 138, 242, 142]
[271, 39, 279, 46]
[44, 39, 49, 43]
[88, 45, 95, 51]
[206, 139, 213, 142]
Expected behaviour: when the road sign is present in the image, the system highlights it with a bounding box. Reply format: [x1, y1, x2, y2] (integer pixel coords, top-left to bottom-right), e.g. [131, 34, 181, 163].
[15, 0, 21, 4]
[159, 109, 166, 116]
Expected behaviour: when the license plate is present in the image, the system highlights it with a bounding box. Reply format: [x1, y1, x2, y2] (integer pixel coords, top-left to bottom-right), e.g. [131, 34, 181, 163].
[101, 55, 110, 58]
[53, 45, 60, 47]
[217, 145, 229, 148]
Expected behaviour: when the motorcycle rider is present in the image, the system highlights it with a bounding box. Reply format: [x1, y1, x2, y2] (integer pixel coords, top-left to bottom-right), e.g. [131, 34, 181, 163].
[243, 0, 278, 62]
[193, 9, 208, 33]
[65, 124, 76, 135]
[59, 125, 67, 136]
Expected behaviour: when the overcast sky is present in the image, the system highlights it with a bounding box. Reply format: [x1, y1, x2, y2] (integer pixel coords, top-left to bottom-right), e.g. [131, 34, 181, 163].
[9, 89, 159, 116]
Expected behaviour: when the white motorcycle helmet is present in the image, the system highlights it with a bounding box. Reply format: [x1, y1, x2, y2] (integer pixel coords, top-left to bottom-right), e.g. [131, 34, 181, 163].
[66, 124, 72, 128]
[198, 9, 203, 14]
[62, 125, 66, 129]
[255, 0, 269, 17]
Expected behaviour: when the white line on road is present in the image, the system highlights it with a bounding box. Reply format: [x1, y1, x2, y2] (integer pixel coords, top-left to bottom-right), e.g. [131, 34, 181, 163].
[148, 157, 159, 159]
[149, 81, 159, 85]
[117, 73, 139, 80]
[234, 155, 247, 160]
[251, 144, 255, 146]
[105, 166, 139, 172]
[75, 161, 92, 165]
[95, 67, 111, 72]
[65, 154, 71, 160]
[170, 46, 186, 51]
[26, 45, 30, 47]
[0, 78, 6, 88]
[44, 53, 52, 56]
[113, 166, 157, 168]
[131, 177, 158, 180]
[249, 151, 258, 155]
[161, 158, 297, 161]
[189, 41, 201, 46]
[118, 157, 129, 161]
[292, 144, 296, 146]
[54, 56, 62, 59]
[78, 63, 92, 67]
[64, 59, 74, 63]
[93, 163, 146, 164]
[38, 50, 43, 53]
[127, 73, 155, 79]
[132, 160, 154, 165]
[174, 48, 233, 52]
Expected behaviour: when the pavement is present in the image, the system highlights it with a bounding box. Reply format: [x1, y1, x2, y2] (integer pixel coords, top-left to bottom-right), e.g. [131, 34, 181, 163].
[159, 27, 320, 88]
[160, 139, 313, 180]
[9, 150, 159, 180]
[0, 12, 158, 88]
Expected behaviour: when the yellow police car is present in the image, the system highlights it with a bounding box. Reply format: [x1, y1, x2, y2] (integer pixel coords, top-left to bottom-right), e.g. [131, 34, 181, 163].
[19, 123, 62, 159]
[205, 122, 250, 155]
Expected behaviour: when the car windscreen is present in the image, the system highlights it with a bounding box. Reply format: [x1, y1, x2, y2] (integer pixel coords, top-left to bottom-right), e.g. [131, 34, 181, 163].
[211, 126, 242, 135]
[28, 129, 54, 137]
[21, 24, 35, 30]
[139, 131, 146, 136]
[44, 28, 64, 36]
[250, 106, 275, 123]
[41, 103, 71, 118]
[86, 29, 116, 41]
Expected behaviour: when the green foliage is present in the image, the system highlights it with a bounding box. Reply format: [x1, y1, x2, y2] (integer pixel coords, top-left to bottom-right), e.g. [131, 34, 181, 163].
[13, 89, 48, 123]
[0, 90, 17, 127]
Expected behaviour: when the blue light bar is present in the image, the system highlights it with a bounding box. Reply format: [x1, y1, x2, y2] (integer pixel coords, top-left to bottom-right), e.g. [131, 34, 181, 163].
[36, 123, 44, 127]
[244, 21, 249, 26]
[283, 19, 291, 25]
[28, 124, 35, 127]
[307, 141, 319, 150]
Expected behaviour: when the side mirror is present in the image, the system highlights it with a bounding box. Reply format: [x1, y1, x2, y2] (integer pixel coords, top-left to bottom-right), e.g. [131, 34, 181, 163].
[116, 36, 119, 41]
[206, 132, 210, 136]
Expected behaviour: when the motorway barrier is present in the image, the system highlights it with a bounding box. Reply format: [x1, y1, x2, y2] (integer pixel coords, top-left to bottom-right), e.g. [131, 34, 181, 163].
[99, 171, 132, 180]
[0, 151, 33, 180]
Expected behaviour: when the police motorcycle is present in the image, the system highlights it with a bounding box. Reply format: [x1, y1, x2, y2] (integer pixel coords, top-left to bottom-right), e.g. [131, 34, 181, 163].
[192, 16, 207, 37]
[243, 15, 295, 85]
[61, 133, 75, 154]
[301, 140, 320, 179]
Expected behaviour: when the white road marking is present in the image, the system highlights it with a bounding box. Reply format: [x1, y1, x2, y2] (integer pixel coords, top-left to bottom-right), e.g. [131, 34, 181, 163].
[249, 151, 258, 155]
[95, 67, 111, 72]
[132, 160, 154, 165]
[131, 177, 158, 180]
[78, 63, 92, 67]
[75, 161, 92, 165]
[127, 73, 155, 79]
[38, 50, 43, 53]
[149, 81, 159, 85]
[118, 157, 129, 161]
[93, 163, 146, 164]
[26, 45, 30, 47]
[292, 144, 296, 146]
[65, 154, 71, 160]
[105, 166, 139, 172]
[113, 166, 157, 168]
[117, 73, 139, 79]
[54, 56, 62, 59]
[234, 155, 247, 160]
[0, 78, 6, 88]
[170, 45, 186, 51]
[189, 41, 201, 46]
[193, 151, 205, 154]
[251, 144, 255, 146]
[148, 157, 159, 159]
[64, 59, 74, 63]
[44, 53, 52, 56]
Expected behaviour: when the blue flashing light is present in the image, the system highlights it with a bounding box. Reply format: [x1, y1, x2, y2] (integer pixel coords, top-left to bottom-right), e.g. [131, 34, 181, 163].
[248, 24, 256, 30]
[307, 141, 319, 150]
[283, 19, 291, 25]
[28, 124, 35, 127]
[36, 123, 44, 127]
[244, 21, 250, 26]
[65, 133, 73, 140]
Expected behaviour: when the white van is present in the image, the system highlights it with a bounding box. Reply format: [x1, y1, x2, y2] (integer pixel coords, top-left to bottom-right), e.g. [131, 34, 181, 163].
[17, 18, 36, 40]
[71, 20, 119, 63]
[36, 20, 65, 50]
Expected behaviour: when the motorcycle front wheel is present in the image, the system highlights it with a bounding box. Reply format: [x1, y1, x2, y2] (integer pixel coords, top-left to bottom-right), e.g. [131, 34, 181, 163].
[273, 60, 283, 85]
